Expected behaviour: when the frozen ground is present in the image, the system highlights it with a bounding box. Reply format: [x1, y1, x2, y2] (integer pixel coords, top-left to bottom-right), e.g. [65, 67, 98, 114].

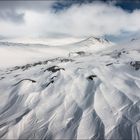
[0, 37, 139, 139]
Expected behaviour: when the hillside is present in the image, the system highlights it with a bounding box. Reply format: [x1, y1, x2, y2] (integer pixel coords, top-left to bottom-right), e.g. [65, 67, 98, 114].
[0, 37, 139, 139]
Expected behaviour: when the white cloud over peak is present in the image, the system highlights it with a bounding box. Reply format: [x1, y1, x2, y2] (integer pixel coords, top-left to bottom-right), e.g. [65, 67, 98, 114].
[0, 2, 140, 38]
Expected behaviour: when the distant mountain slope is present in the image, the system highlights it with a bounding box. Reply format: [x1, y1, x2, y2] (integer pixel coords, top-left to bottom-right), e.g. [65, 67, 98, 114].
[0, 41, 49, 47]
[0, 36, 112, 68]
[74, 36, 111, 46]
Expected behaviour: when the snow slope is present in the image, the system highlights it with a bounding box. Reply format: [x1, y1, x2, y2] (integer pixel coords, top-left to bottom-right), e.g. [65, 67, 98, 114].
[0, 37, 112, 68]
[0, 37, 139, 139]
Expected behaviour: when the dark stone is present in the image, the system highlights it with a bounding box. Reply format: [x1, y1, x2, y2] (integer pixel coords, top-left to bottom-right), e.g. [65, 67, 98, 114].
[130, 61, 140, 70]
[106, 63, 113, 66]
[76, 51, 85, 55]
[44, 66, 65, 73]
[13, 79, 36, 86]
[87, 75, 97, 80]
[0, 77, 4, 80]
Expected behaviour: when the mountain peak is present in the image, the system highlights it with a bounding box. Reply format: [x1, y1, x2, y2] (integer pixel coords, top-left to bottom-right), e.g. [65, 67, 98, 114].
[85, 36, 110, 44]
[74, 36, 112, 49]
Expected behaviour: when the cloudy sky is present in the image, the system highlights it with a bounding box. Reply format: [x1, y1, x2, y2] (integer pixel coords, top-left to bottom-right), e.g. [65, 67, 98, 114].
[0, 0, 140, 41]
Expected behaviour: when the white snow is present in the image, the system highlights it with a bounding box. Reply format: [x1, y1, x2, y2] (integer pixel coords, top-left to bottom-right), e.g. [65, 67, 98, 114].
[0, 36, 139, 139]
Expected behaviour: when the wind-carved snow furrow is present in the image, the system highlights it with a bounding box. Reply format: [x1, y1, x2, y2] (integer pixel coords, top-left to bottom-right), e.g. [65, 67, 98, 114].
[93, 67, 139, 103]
[94, 85, 117, 135]
[0, 93, 19, 116]
[76, 78, 105, 140]
[0, 108, 30, 128]
[93, 62, 140, 139]
[99, 83, 140, 139]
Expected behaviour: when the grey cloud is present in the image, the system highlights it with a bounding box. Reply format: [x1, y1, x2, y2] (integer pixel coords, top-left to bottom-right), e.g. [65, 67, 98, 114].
[0, 1, 54, 23]
[0, 10, 24, 23]
[0, 0, 139, 24]
[0, 1, 54, 11]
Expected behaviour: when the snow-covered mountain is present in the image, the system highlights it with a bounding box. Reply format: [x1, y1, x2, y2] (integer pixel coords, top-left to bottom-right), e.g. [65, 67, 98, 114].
[58, 36, 113, 54]
[0, 37, 139, 139]
[0, 36, 111, 68]
[74, 36, 111, 46]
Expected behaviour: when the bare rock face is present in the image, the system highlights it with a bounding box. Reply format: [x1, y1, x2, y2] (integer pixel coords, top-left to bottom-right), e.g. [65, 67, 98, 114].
[130, 61, 140, 70]
[69, 51, 86, 57]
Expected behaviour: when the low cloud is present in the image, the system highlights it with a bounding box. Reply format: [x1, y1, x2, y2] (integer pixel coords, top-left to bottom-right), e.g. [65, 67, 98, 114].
[0, 1, 140, 38]
[0, 10, 24, 23]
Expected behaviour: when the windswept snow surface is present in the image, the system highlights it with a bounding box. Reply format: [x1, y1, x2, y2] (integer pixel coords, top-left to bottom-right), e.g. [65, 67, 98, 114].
[0, 37, 140, 139]
[0, 37, 111, 68]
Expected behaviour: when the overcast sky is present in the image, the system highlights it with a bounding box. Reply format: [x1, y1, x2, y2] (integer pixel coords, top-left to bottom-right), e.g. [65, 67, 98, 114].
[0, 0, 140, 41]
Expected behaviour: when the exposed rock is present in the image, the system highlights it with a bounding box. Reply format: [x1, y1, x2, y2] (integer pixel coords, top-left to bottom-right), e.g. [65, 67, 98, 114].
[13, 79, 36, 86]
[87, 75, 97, 80]
[130, 61, 140, 70]
[44, 66, 65, 73]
